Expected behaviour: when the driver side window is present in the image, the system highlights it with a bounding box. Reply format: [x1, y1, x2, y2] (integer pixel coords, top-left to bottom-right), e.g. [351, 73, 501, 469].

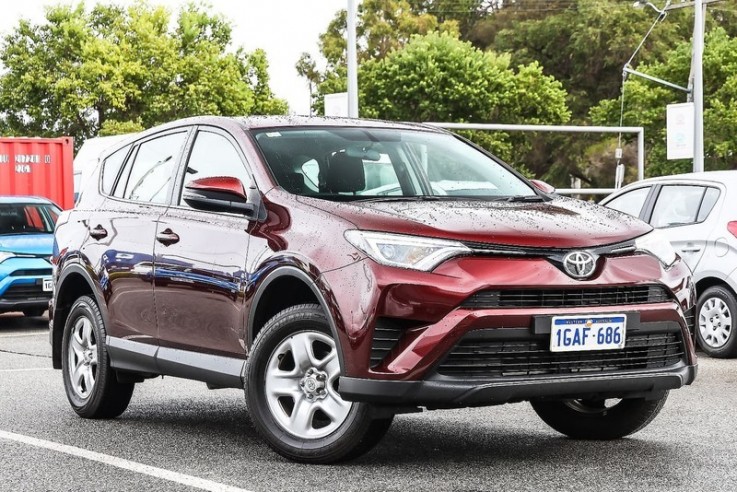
[180, 131, 251, 206]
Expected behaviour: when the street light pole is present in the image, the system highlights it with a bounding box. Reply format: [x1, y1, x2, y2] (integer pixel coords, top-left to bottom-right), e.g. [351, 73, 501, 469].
[692, 0, 705, 172]
[346, 0, 359, 118]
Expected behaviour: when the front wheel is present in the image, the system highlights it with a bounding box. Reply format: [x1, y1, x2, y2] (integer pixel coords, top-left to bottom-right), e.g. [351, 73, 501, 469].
[531, 393, 668, 439]
[245, 304, 392, 464]
[695, 286, 737, 358]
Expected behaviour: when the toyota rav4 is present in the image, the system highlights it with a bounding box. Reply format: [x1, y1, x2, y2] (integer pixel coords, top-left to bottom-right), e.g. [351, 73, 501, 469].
[51, 116, 697, 463]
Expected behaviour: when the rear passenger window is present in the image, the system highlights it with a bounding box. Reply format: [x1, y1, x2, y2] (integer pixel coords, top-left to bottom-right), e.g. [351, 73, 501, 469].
[605, 187, 651, 218]
[101, 145, 131, 195]
[117, 132, 187, 204]
[650, 185, 704, 228]
[697, 187, 720, 222]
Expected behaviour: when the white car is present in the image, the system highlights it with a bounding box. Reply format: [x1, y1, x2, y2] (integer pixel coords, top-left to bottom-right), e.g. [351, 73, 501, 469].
[601, 171, 737, 357]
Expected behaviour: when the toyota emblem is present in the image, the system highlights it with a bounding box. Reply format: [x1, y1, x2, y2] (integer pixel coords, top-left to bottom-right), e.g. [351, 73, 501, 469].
[562, 251, 597, 279]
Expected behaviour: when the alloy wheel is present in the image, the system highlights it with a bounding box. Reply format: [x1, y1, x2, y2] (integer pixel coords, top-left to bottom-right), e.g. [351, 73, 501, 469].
[67, 315, 98, 399]
[699, 297, 732, 349]
[264, 330, 351, 439]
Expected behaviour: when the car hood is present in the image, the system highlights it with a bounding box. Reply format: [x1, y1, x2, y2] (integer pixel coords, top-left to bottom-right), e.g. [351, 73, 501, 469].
[0, 234, 54, 256]
[299, 196, 651, 249]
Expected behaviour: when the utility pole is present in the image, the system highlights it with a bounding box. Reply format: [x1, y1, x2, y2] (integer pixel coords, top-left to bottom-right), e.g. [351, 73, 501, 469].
[628, 0, 719, 174]
[661, 0, 720, 172]
[691, 0, 705, 172]
[347, 0, 359, 118]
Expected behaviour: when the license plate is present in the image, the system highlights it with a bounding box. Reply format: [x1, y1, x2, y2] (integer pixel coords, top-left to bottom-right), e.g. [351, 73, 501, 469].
[550, 315, 627, 352]
[42, 278, 53, 292]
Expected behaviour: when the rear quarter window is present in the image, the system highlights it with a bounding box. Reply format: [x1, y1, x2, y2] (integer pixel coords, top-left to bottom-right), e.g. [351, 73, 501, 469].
[101, 145, 132, 195]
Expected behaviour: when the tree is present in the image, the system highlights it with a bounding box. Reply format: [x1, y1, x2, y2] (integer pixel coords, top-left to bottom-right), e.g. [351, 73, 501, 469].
[0, 1, 287, 147]
[488, 0, 693, 119]
[359, 32, 571, 171]
[590, 27, 737, 177]
[296, 0, 458, 114]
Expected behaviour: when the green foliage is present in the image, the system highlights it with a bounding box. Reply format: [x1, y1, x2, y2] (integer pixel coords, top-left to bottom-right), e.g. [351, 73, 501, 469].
[489, 0, 692, 119]
[296, 0, 459, 114]
[591, 27, 737, 176]
[359, 32, 570, 169]
[0, 1, 287, 148]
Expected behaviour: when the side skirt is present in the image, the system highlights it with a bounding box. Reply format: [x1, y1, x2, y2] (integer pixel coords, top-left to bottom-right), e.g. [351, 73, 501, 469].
[106, 337, 245, 389]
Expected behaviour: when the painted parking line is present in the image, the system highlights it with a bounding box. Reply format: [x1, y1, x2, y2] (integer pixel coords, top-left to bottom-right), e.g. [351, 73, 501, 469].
[0, 332, 48, 338]
[0, 367, 54, 372]
[0, 430, 252, 492]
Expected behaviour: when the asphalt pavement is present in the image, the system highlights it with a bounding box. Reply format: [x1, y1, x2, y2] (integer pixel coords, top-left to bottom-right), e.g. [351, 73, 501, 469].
[1, 312, 736, 492]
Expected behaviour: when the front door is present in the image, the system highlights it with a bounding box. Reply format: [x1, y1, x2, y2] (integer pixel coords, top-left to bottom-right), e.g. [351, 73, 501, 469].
[154, 128, 253, 357]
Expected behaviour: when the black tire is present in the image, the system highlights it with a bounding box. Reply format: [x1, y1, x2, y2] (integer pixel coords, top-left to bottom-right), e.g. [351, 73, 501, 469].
[694, 286, 737, 358]
[61, 295, 134, 418]
[22, 308, 46, 317]
[531, 393, 668, 440]
[245, 304, 393, 464]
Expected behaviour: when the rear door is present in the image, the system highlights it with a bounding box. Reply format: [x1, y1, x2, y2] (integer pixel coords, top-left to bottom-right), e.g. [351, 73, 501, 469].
[646, 184, 721, 271]
[87, 130, 189, 343]
[153, 126, 253, 357]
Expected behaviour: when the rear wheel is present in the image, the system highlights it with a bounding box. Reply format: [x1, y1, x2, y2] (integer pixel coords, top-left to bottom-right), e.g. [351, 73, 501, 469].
[531, 393, 668, 439]
[245, 304, 392, 463]
[61, 295, 134, 418]
[695, 286, 737, 358]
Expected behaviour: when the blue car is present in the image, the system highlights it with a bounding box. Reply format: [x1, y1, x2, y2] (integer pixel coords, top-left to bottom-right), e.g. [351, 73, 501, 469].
[0, 196, 61, 317]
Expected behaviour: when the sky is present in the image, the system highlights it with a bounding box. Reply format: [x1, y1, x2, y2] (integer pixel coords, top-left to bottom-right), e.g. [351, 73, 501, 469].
[0, 0, 347, 115]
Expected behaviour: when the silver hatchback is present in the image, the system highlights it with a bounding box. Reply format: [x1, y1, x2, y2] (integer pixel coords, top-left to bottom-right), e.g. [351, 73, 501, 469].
[601, 171, 737, 358]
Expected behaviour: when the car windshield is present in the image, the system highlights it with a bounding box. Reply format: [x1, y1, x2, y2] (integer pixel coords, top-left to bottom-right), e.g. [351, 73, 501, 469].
[0, 203, 60, 235]
[252, 127, 536, 201]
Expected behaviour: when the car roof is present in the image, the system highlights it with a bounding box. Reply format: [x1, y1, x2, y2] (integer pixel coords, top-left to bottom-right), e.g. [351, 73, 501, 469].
[236, 115, 444, 133]
[110, 115, 445, 139]
[96, 115, 449, 163]
[0, 195, 54, 205]
[633, 170, 737, 187]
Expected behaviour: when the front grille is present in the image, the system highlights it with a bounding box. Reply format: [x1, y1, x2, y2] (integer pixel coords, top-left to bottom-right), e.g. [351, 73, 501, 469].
[462, 285, 671, 309]
[1, 283, 51, 301]
[437, 331, 684, 378]
[10, 268, 52, 277]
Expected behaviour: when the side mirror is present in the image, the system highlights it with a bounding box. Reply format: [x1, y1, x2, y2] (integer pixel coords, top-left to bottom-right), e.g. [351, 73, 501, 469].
[182, 177, 256, 215]
[530, 179, 556, 194]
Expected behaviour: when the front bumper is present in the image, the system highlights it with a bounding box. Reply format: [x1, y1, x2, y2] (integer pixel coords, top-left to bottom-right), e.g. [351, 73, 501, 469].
[340, 363, 697, 408]
[0, 298, 50, 312]
[0, 257, 53, 313]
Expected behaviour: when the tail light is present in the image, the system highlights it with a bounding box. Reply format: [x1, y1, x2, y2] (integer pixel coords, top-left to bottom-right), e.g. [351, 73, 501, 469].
[729, 222, 737, 239]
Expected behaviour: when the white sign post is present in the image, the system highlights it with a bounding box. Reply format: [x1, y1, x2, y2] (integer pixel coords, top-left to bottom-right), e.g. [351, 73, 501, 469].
[666, 102, 695, 160]
[324, 92, 349, 117]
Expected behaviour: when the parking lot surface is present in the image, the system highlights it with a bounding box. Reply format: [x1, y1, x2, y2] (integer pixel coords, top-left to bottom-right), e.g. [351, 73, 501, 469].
[2, 312, 736, 492]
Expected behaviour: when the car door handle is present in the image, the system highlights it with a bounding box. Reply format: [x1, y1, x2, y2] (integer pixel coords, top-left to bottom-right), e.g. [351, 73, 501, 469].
[89, 225, 108, 240]
[156, 229, 180, 246]
[680, 247, 702, 253]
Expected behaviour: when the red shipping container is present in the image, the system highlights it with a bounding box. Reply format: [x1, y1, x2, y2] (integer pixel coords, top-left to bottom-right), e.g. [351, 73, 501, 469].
[0, 137, 74, 209]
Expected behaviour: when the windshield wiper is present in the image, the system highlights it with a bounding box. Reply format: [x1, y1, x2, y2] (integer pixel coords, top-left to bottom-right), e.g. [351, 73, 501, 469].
[501, 195, 546, 203]
[355, 196, 442, 203]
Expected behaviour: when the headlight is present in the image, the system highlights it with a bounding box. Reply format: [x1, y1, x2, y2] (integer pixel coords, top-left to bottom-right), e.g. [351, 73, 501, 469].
[635, 230, 677, 267]
[344, 230, 471, 271]
[0, 252, 16, 264]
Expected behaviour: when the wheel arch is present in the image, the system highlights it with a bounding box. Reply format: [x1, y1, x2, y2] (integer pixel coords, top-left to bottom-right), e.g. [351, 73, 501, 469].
[695, 276, 737, 300]
[247, 266, 346, 372]
[52, 264, 108, 369]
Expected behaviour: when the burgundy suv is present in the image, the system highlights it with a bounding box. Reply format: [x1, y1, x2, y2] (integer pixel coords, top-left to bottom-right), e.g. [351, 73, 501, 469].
[51, 117, 697, 463]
